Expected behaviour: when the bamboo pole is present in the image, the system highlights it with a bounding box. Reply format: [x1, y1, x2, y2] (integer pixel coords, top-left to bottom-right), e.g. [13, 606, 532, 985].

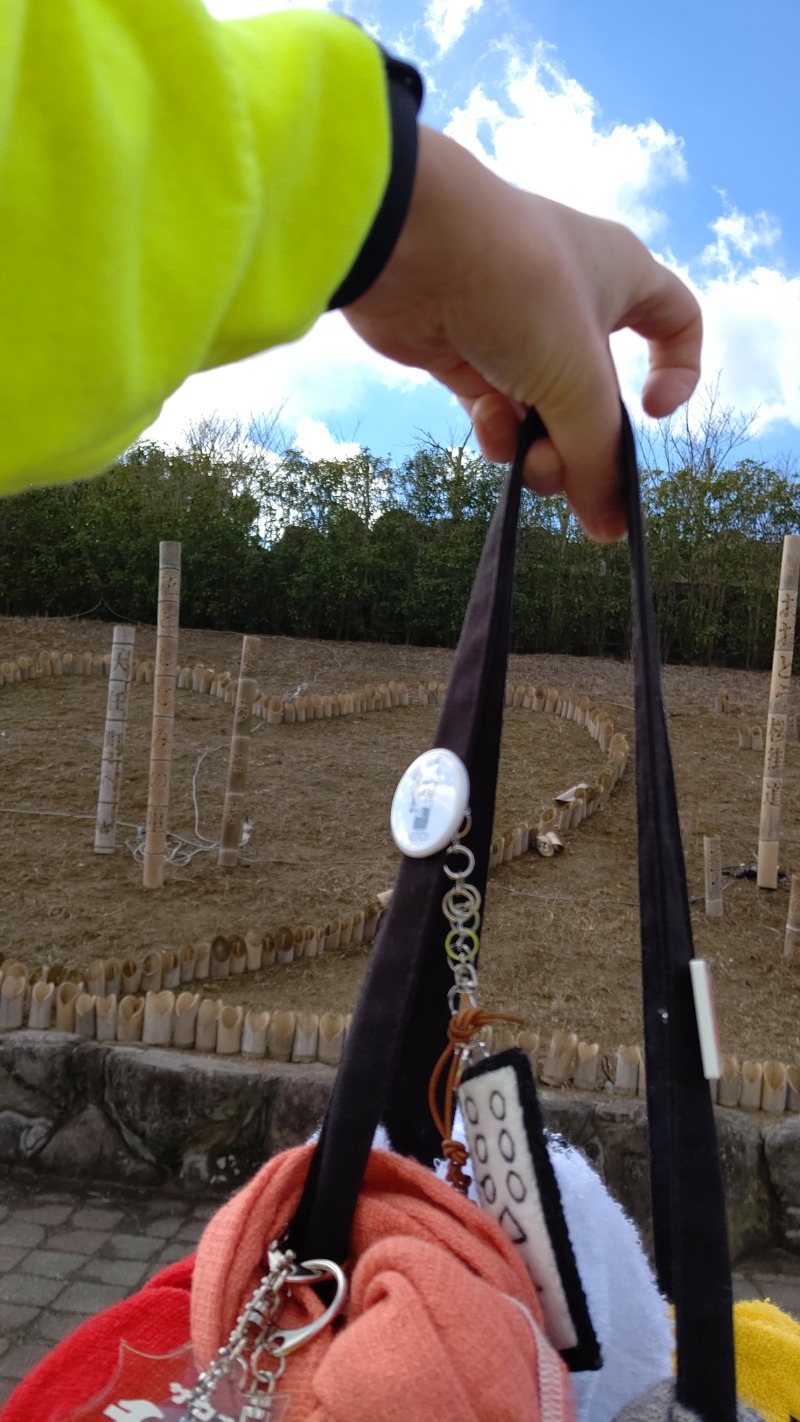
[757, 535, 800, 889]
[143, 542, 181, 889]
[703, 835, 723, 917]
[93, 626, 135, 853]
[218, 635, 261, 867]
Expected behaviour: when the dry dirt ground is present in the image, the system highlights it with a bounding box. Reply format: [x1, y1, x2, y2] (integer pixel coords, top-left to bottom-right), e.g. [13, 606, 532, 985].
[1, 616, 799, 1067]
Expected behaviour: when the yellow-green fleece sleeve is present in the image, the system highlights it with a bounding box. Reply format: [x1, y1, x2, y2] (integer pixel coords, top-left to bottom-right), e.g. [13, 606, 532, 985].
[0, 3, 391, 496]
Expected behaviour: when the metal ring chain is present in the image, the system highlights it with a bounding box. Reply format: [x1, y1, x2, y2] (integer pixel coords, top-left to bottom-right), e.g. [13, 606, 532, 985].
[181, 1243, 295, 1421]
[441, 814, 484, 1017]
[180, 1245, 347, 1420]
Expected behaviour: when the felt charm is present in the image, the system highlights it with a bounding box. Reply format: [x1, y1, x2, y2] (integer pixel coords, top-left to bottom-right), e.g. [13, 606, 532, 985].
[459, 1048, 600, 1373]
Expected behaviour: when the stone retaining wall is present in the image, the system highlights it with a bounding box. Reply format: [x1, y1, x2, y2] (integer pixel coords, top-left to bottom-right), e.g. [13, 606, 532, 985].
[1, 1032, 798, 1262]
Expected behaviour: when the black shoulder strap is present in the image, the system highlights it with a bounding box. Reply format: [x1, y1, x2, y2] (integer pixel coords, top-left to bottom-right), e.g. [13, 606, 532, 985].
[287, 410, 541, 1264]
[623, 411, 736, 1422]
[287, 407, 737, 1422]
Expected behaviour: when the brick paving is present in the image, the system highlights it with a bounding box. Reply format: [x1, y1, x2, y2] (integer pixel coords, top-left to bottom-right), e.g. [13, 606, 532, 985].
[0, 1174, 217, 1407]
[0, 1173, 797, 1408]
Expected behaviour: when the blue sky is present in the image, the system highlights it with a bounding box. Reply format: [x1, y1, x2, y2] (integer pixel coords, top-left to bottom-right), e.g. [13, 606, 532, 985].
[147, 0, 800, 472]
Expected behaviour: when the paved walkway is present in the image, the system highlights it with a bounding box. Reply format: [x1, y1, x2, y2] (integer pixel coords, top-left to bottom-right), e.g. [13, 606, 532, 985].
[0, 1174, 798, 1407]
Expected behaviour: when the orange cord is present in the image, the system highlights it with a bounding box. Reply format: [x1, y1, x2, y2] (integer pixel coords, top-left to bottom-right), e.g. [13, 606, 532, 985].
[428, 1004, 524, 1193]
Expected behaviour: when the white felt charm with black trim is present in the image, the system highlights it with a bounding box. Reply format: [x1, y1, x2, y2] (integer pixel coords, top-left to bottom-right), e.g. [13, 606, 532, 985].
[459, 1047, 600, 1372]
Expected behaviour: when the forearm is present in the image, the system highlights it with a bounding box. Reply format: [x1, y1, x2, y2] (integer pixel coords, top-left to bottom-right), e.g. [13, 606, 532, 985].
[0, 3, 407, 496]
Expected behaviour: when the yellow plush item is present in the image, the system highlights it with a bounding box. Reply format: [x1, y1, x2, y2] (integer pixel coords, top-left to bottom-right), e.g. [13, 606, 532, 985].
[0, 2, 390, 495]
[734, 1298, 800, 1422]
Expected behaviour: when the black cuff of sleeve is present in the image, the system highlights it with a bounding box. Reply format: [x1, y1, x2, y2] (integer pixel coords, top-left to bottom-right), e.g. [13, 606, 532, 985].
[327, 52, 423, 310]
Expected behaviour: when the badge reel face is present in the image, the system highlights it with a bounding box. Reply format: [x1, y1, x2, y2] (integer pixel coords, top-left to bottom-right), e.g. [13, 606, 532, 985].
[390, 748, 470, 857]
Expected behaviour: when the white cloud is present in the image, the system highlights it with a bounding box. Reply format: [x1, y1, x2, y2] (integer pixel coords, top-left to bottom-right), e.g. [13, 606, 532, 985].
[293, 416, 362, 462]
[145, 312, 430, 451]
[701, 201, 780, 271]
[425, 0, 483, 54]
[445, 46, 686, 240]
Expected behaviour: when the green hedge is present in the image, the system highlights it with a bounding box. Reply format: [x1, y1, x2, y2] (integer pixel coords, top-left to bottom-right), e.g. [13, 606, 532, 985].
[1, 441, 798, 667]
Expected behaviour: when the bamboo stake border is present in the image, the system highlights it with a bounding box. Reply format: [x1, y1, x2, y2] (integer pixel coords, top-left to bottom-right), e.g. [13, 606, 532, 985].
[2, 965, 800, 1112]
[5, 653, 799, 1103]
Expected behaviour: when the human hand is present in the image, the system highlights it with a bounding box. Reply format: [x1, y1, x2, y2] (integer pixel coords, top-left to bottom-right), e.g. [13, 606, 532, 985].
[344, 126, 701, 541]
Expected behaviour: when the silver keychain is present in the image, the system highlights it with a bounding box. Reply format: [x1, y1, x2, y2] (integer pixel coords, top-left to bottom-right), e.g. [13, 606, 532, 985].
[181, 1242, 347, 1422]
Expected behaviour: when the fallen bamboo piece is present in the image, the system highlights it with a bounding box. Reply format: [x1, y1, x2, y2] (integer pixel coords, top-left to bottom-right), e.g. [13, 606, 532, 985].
[94, 625, 135, 854]
[757, 534, 800, 889]
[143, 540, 181, 888]
[704, 836, 723, 917]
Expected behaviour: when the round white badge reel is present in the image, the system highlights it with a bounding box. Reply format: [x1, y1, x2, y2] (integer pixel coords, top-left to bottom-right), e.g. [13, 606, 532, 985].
[390, 748, 470, 858]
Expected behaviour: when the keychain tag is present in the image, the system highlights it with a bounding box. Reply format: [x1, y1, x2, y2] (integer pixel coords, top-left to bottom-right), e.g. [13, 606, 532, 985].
[459, 1048, 600, 1372]
[63, 1340, 289, 1422]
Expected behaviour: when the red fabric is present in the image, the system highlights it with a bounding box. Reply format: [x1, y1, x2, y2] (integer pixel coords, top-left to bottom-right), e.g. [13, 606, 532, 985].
[193, 1144, 573, 1422]
[0, 1256, 194, 1422]
[2, 1145, 575, 1422]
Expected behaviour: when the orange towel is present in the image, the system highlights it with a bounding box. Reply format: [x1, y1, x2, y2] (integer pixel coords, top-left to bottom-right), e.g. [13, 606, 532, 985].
[192, 1143, 573, 1422]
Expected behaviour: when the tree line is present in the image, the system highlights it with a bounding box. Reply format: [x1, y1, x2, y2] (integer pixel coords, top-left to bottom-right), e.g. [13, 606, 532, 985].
[1, 411, 798, 668]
